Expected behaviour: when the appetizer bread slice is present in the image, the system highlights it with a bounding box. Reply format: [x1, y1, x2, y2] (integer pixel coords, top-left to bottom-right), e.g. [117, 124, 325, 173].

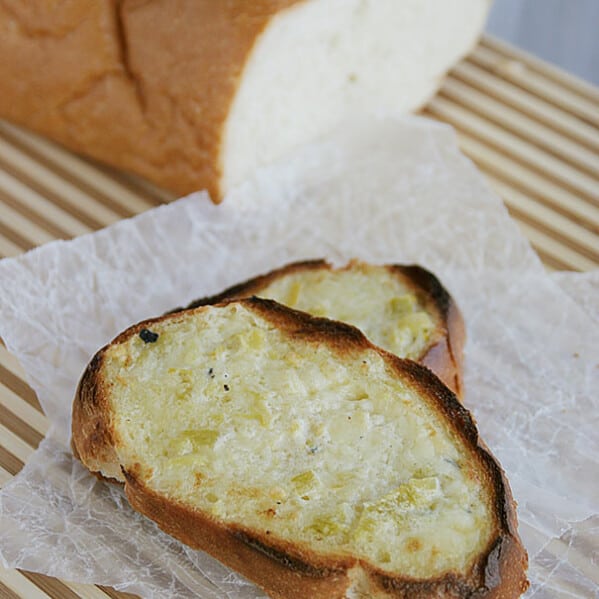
[72, 299, 527, 598]
[184, 260, 465, 396]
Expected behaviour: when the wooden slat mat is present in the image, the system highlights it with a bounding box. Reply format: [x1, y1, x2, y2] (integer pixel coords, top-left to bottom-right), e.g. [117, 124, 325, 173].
[0, 35, 598, 598]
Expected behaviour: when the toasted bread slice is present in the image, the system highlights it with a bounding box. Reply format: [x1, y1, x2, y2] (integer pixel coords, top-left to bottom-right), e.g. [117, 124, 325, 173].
[183, 260, 465, 397]
[72, 298, 527, 598]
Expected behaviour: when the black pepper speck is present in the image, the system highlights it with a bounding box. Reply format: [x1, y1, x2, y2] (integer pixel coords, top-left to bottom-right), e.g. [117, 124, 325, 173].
[224, 384, 230, 391]
[139, 328, 159, 343]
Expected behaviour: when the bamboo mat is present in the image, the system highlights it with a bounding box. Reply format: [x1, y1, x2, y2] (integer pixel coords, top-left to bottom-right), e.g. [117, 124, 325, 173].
[0, 35, 598, 599]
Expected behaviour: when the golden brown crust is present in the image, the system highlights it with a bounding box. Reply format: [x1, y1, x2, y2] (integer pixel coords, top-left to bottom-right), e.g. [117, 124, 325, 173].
[179, 259, 466, 397]
[123, 469, 352, 599]
[390, 265, 466, 399]
[72, 297, 527, 598]
[71, 350, 121, 480]
[0, 0, 304, 200]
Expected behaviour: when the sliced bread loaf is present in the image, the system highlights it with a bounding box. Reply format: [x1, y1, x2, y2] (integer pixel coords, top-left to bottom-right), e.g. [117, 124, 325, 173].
[183, 260, 465, 396]
[72, 298, 527, 598]
[0, 1, 490, 199]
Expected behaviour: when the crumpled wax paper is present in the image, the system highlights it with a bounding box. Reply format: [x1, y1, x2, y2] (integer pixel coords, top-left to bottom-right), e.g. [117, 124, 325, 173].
[0, 116, 597, 598]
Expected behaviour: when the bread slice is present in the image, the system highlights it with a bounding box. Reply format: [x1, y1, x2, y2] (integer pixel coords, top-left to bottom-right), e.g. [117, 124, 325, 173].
[0, 0, 490, 200]
[72, 298, 528, 598]
[182, 260, 465, 397]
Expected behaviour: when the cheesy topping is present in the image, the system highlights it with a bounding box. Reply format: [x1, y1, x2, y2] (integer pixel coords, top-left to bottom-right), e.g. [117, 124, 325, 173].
[256, 264, 436, 359]
[104, 303, 493, 578]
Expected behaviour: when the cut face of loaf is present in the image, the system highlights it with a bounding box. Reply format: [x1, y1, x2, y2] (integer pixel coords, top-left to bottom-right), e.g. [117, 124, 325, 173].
[72, 299, 528, 598]
[220, 0, 491, 195]
[0, 0, 490, 199]
[184, 260, 465, 396]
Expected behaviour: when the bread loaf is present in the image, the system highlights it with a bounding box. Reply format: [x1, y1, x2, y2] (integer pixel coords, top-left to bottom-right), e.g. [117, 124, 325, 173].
[182, 260, 465, 396]
[72, 298, 528, 598]
[0, 0, 490, 200]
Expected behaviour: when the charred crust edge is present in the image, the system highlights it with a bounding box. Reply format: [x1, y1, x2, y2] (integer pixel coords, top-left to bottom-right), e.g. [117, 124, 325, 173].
[371, 569, 473, 598]
[232, 530, 345, 578]
[391, 263, 466, 395]
[172, 259, 329, 313]
[245, 295, 369, 349]
[391, 264, 452, 319]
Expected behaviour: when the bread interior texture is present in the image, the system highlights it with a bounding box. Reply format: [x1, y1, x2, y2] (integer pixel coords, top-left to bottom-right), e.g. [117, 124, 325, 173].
[103, 303, 494, 578]
[253, 264, 437, 360]
[222, 0, 490, 192]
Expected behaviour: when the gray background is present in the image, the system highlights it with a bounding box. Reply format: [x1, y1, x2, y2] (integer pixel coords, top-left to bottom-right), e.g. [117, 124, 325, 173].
[486, 0, 599, 85]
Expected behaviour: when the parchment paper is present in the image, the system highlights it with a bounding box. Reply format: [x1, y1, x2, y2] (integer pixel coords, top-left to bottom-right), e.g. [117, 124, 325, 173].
[0, 117, 597, 598]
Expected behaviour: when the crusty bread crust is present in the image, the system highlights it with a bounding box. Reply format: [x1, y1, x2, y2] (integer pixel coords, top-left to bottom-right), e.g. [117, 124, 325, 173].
[179, 259, 466, 397]
[0, 0, 303, 200]
[0, 1, 489, 201]
[391, 265, 466, 399]
[71, 351, 123, 483]
[72, 297, 527, 598]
